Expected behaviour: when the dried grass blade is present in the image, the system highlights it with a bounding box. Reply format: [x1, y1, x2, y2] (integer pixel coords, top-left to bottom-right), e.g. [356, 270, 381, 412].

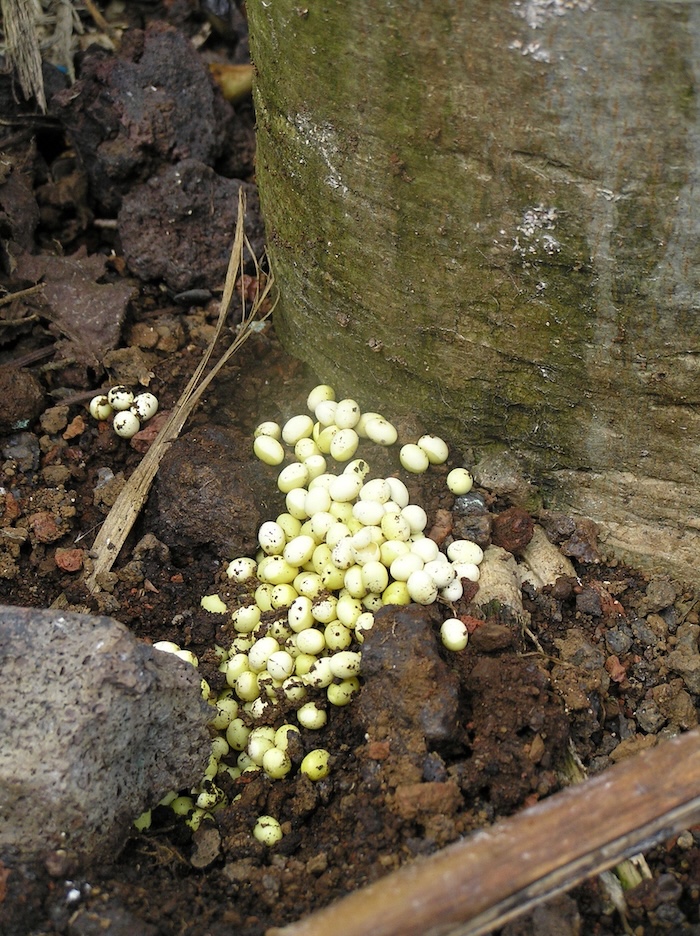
[84, 191, 274, 593]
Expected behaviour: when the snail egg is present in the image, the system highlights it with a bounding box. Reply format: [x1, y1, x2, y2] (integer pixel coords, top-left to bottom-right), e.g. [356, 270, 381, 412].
[343, 565, 367, 598]
[262, 748, 292, 780]
[276, 513, 303, 539]
[254, 421, 282, 440]
[295, 627, 326, 656]
[452, 561, 481, 583]
[329, 473, 363, 503]
[303, 657, 333, 689]
[235, 670, 260, 701]
[282, 414, 314, 445]
[447, 539, 484, 565]
[441, 618, 469, 652]
[334, 398, 361, 429]
[284, 488, 309, 521]
[363, 593, 384, 612]
[355, 412, 383, 437]
[329, 650, 362, 679]
[424, 559, 456, 589]
[331, 536, 356, 570]
[107, 385, 134, 411]
[304, 488, 332, 519]
[277, 462, 310, 493]
[248, 636, 281, 672]
[259, 521, 286, 555]
[447, 468, 473, 495]
[343, 458, 370, 480]
[380, 539, 411, 566]
[324, 621, 353, 651]
[410, 538, 440, 562]
[260, 556, 297, 585]
[386, 477, 410, 507]
[361, 560, 389, 594]
[131, 392, 159, 421]
[440, 573, 464, 600]
[113, 411, 141, 438]
[312, 543, 333, 574]
[253, 434, 285, 466]
[231, 604, 261, 634]
[288, 595, 314, 632]
[401, 504, 428, 533]
[353, 499, 385, 527]
[359, 478, 391, 503]
[406, 569, 438, 605]
[330, 428, 359, 462]
[382, 580, 411, 605]
[364, 417, 398, 446]
[315, 400, 338, 426]
[336, 594, 364, 627]
[399, 443, 430, 474]
[316, 425, 339, 454]
[297, 703, 327, 731]
[254, 584, 274, 612]
[285, 488, 309, 520]
[266, 650, 295, 681]
[311, 595, 338, 624]
[417, 434, 449, 464]
[271, 584, 298, 609]
[283, 535, 316, 567]
[380, 511, 411, 542]
[390, 552, 424, 581]
[253, 815, 283, 845]
[327, 678, 360, 707]
[295, 437, 320, 461]
[306, 384, 336, 412]
[303, 454, 328, 481]
[309, 472, 336, 492]
[89, 394, 112, 421]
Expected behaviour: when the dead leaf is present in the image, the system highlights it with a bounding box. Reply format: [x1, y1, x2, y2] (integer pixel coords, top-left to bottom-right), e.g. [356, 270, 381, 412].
[14, 247, 134, 364]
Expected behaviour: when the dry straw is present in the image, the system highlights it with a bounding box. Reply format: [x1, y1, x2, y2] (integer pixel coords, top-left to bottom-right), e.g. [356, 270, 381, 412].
[84, 192, 276, 593]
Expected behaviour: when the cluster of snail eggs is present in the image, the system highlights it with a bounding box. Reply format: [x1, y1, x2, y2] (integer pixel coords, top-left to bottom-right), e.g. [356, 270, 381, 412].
[148, 385, 480, 838]
[88, 386, 159, 439]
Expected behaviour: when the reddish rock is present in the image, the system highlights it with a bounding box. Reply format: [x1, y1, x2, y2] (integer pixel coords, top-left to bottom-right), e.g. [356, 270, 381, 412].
[55, 547, 84, 572]
[491, 505, 534, 555]
[63, 415, 86, 440]
[1, 493, 21, 523]
[28, 511, 62, 544]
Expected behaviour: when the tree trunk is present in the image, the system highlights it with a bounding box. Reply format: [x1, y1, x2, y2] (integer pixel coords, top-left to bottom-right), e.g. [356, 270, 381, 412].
[248, 1, 700, 584]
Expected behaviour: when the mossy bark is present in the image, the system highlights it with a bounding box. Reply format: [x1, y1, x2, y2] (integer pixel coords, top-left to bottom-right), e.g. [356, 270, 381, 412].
[248, 1, 700, 583]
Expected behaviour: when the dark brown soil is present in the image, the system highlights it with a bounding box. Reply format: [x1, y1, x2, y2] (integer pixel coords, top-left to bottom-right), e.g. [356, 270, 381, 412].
[1, 5, 699, 936]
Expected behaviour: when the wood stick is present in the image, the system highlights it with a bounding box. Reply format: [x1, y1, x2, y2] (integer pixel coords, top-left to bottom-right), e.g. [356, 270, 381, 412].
[268, 729, 700, 936]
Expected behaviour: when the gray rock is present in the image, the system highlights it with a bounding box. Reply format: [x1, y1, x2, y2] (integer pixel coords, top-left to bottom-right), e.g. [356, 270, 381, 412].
[0, 606, 210, 862]
[635, 699, 666, 734]
[605, 627, 633, 656]
[641, 578, 677, 614]
[666, 643, 700, 695]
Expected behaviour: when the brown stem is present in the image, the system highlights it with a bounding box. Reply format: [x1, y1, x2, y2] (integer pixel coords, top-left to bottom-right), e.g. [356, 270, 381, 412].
[269, 728, 700, 936]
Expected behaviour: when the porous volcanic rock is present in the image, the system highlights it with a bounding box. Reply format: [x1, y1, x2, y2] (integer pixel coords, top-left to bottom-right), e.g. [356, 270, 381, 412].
[0, 606, 209, 862]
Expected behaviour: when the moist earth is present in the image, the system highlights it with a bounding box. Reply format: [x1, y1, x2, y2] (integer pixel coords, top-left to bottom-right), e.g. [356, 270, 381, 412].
[0, 4, 699, 936]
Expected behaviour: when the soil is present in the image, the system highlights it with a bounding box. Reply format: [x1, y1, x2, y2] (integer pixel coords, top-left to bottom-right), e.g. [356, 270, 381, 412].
[1, 4, 700, 936]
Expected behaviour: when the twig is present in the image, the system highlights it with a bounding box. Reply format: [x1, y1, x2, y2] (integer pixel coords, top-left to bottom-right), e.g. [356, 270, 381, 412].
[0, 284, 45, 307]
[82, 0, 118, 40]
[84, 192, 276, 593]
[268, 728, 700, 936]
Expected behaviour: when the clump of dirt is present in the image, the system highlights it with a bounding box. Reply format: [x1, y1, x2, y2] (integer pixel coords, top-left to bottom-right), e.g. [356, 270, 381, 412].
[0, 4, 699, 936]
